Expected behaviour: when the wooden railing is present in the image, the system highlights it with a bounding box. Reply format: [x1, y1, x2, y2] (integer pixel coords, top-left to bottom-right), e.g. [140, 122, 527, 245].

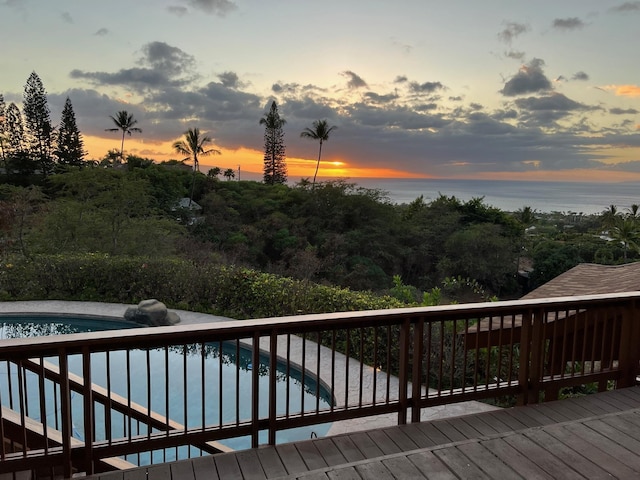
[1, 292, 639, 478]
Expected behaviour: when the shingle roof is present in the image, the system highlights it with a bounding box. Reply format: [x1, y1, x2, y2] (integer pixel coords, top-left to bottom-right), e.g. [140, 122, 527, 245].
[523, 262, 640, 300]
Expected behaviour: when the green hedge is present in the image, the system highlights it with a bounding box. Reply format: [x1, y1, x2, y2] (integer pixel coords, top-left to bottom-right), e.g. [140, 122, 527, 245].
[0, 254, 403, 319]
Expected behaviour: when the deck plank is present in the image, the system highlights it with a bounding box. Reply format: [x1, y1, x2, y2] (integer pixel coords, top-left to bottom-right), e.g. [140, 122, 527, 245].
[256, 446, 288, 478]
[414, 421, 454, 446]
[330, 434, 367, 463]
[396, 423, 435, 449]
[213, 451, 244, 480]
[429, 420, 467, 442]
[190, 455, 220, 480]
[455, 441, 522, 479]
[544, 423, 639, 478]
[564, 421, 640, 471]
[313, 438, 348, 466]
[235, 449, 267, 480]
[480, 437, 553, 479]
[432, 445, 491, 479]
[380, 455, 426, 479]
[406, 450, 458, 479]
[382, 425, 421, 452]
[365, 430, 402, 455]
[144, 464, 171, 480]
[325, 466, 362, 480]
[354, 461, 395, 480]
[502, 432, 583, 479]
[523, 429, 612, 480]
[169, 459, 195, 480]
[276, 443, 309, 475]
[347, 431, 385, 458]
[296, 440, 328, 471]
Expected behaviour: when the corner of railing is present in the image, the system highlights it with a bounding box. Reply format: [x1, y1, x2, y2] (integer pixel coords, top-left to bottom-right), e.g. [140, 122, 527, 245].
[617, 297, 640, 389]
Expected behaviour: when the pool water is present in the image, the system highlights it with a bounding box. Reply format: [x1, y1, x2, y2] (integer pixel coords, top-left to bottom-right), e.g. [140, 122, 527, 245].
[0, 315, 332, 461]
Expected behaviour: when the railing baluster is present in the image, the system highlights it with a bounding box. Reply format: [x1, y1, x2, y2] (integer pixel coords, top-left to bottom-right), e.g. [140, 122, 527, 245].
[82, 347, 94, 475]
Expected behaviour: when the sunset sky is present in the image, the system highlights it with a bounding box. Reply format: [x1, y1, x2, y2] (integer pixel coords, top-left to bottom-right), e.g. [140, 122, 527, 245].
[1, 0, 639, 182]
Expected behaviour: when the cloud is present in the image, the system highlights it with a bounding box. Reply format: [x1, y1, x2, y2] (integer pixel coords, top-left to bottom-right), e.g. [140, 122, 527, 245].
[184, 0, 236, 15]
[70, 41, 197, 91]
[505, 50, 525, 60]
[514, 93, 592, 112]
[218, 71, 242, 89]
[610, 107, 639, 115]
[94, 28, 108, 36]
[341, 71, 368, 89]
[610, 2, 640, 12]
[572, 71, 589, 81]
[552, 17, 585, 30]
[61, 11, 73, 24]
[363, 92, 398, 104]
[601, 85, 640, 97]
[394, 75, 408, 84]
[497, 22, 529, 44]
[409, 81, 445, 93]
[501, 58, 552, 96]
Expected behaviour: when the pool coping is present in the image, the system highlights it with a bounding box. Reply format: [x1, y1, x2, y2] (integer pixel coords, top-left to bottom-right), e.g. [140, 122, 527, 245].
[0, 301, 500, 438]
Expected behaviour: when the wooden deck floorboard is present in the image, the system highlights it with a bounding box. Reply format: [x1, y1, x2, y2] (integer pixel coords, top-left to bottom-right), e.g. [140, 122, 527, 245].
[84, 387, 640, 480]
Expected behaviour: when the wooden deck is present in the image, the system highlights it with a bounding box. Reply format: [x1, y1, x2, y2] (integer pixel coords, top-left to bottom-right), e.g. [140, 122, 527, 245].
[84, 386, 640, 479]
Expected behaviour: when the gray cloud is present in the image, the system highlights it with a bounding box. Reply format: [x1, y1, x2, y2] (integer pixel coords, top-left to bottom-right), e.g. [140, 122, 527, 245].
[610, 2, 640, 12]
[61, 12, 73, 24]
[498, 22, 529, 44]
[552, 17, 585, 30]
[505, 50, 526, 60]
[409, 81, 444, 93]
[394, 76, 408, 84]
[501, 58, 552, 96]
[341, 71, 368, 89]
[70, 41, 197, 91]
[184, 0, 236, 15]
[218, 72, 240, 89]
[515, 93, 591, 112]
[610, 107, 639, 115]
[363, 92, 398, 104]
[94, 28, 108, 36]
[572, 71, 589, 81]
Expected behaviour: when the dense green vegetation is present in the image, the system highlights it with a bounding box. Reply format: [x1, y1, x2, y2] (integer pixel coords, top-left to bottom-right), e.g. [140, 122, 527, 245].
[1, 156, 637, 319]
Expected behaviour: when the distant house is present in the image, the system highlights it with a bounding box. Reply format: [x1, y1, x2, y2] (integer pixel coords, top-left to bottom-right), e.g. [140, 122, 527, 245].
[175, 198, 202, 211]
[465, 262, 640, 374]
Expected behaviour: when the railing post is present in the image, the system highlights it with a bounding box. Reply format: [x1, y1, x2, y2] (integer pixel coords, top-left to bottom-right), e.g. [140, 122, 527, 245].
[617, 299, 640, 388]
[82, 347, 94, 475]
[528, 308, 545, 403]
[268, 331, 278, 445]
[58, 350, 73, 479]
[411, 318, 424, 423]
[251, 332, 261, 448]
[398, 319, 411, 424]
[517, 309, 532, 406]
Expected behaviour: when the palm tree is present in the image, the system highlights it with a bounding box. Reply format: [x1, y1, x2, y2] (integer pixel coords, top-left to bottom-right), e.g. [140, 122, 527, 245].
[223, 168, 236, 181]
[610, 216, 640, 261]
[173, 128, 221, 204]
[105, 111, 142, 162]
[300, 120, 337, 187]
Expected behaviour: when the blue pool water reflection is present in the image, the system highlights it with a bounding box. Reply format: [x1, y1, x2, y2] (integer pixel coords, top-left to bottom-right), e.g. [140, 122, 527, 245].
[0, 315, 332, 462]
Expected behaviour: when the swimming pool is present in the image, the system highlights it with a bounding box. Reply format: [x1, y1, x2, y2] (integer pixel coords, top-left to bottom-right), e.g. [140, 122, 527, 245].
[0, 314, 332, 463]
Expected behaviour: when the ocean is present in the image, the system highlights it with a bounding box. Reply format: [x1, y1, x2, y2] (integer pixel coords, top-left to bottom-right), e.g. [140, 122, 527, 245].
[350, 178, 640, 215]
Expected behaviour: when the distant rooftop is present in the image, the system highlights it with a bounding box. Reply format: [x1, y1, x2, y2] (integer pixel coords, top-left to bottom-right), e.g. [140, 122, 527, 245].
[524, 262, 640, 299]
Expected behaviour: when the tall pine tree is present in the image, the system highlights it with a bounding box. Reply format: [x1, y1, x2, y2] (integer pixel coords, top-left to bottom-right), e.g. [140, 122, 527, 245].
[260, 101, 287, 185]
[55, 97, 85, 166]
[23, 72, 54, 175]
[0, 94, 6, 166]
[5, 102, 37, 178]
